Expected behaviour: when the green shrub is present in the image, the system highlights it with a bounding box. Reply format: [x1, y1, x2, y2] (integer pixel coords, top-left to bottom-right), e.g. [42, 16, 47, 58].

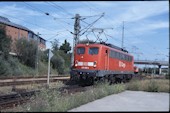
[51, 52, 65, 74]
[147, 80, 158, 92]
[0, 56, 11, 76]
[126, 79, 169, 93]
[126, 79, 140, 91]
[0, 55, 37, 77]
[15, 38, 37, 68]
[7, 56, 23, 76]
[0, 24, 12, 59]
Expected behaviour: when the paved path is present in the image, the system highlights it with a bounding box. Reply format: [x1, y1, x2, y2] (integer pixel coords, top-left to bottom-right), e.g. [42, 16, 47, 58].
[69, 91, 169, 111]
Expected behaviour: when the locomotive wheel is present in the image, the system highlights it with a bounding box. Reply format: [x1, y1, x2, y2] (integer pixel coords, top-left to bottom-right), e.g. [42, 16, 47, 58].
[87, 77, 94, 86]
[122, 75, 127, 83]
[96, 77, 107, 84]
[126, 74, 132, 82]
[79, 77, 85, 86]
[109, 75, 116, 85]
[79, 77, 94, 86]
[101, 77, 107, 83]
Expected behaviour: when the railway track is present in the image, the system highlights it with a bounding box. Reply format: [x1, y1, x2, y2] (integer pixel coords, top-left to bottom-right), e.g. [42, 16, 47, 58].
[0, 90, 40, 110]
[0, 85, 91, 111]
[0, 74, 165, 111]
[0, 76, 70, 87]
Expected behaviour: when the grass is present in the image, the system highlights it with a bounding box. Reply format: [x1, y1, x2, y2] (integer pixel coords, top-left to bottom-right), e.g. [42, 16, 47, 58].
[126, 79, 169, 93]
[5, 83, 125, 112]
[3, 79, 169, 112]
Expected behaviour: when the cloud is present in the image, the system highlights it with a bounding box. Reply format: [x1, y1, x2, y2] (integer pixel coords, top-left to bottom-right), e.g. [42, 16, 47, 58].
[0, 4, 41, 17]
[0, 1, 168, 59]
[125, 21, 169, 37]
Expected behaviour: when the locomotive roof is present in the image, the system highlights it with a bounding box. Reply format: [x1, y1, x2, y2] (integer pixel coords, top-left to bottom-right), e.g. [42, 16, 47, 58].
[77, 42, 128, 53]
[99, 42, 128, 53]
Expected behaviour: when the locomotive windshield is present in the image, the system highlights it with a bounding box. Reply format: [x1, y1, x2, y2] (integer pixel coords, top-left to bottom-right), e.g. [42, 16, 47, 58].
[89, 47, 99, 55]
[77, 47, 85, 54]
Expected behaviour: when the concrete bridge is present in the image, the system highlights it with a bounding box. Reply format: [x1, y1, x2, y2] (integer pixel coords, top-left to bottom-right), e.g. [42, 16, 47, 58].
[134, 60, 169, 75]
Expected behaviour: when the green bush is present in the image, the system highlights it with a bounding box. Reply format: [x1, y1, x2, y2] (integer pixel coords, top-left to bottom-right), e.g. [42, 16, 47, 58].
[0, 55, 37, 77]
[51, 52, 65, 75]
[58, 50, 71, 68]
[0, 56, 22, 76]
[147, 80, 158, 92]
[0, 24, 12, 59]
[0, 56, 11, 76]
[15, 38, 37, 68]
[126, 79, 169, 92]
[7, 56, 23, 76]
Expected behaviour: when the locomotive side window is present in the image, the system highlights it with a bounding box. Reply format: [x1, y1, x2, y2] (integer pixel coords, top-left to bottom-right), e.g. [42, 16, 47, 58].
[129, 56, 132, 61]
[109, 49, 132, 62]
[109, 50, 114, 58]
[89, 47, 99, 55]
[77, 47, 85, 54]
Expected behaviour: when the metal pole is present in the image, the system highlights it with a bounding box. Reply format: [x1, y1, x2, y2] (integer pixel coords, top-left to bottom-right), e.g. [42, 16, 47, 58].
[36, 32, 40, 75]
[168, 48, 170, 76]
[121, 21, 124, 49]
[47, 49, 50, 85]
[71, 14, 80, 66]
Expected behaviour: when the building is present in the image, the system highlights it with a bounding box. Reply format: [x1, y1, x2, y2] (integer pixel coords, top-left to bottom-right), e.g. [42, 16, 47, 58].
[0, 16, 46, 55]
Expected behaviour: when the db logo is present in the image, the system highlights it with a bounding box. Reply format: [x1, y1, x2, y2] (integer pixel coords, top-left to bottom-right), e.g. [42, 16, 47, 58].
[119, 61, 126, 68]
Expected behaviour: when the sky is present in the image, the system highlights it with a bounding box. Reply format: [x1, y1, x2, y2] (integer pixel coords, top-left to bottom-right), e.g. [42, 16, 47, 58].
[0, 1, 169, 63]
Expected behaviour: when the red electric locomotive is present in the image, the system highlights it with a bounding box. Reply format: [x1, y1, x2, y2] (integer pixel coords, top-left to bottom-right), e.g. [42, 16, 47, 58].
[70, 42, 134, 86]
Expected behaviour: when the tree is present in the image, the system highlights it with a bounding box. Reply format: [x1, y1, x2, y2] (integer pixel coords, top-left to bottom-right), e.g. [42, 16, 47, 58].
[0, 24, 12, 59]
[51, 51, 65, 74]
[59, 39, 71, 54]
[15, 38, 37, 68]
[50, 39, 65, 74]
[51, 39, 59, 52]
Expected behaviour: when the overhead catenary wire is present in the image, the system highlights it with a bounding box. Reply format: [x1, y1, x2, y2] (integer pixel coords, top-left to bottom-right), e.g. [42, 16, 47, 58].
[80, 13, 105, 36]
[23, 2, 74, 27]
[22, 1, 75, 39]
[81, 2, 129, 42]
[45, 30, 70, 41]
[83, 2, 168, 60]
[0, 12, 73, 44]
[81, 13, 105, 18]
[0, 11, 57, 33]
[48, 2, 74, 17]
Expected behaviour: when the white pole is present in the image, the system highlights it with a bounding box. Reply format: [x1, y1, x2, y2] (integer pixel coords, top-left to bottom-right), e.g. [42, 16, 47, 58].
[47, 49, 50, 85]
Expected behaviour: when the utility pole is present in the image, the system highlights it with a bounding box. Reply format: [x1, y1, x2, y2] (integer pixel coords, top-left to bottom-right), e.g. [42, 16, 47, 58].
[121, 21, 124, 49]
[71, 14, 81, 66]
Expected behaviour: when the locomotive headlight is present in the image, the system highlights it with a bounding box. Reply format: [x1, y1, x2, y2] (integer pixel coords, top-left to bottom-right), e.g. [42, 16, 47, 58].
[75, 60, 78, 67]
[93, 61, 97, 67]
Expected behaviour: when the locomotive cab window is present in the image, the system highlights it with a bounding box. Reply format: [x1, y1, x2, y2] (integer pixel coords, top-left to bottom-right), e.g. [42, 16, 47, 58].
[89, 47, 99, 55]
[77, 47, 85, 54]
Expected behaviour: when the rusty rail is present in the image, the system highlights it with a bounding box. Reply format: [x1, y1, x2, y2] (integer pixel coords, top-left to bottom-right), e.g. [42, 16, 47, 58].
[0, 90, 40, 110]
[0, 76, 70, 87]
